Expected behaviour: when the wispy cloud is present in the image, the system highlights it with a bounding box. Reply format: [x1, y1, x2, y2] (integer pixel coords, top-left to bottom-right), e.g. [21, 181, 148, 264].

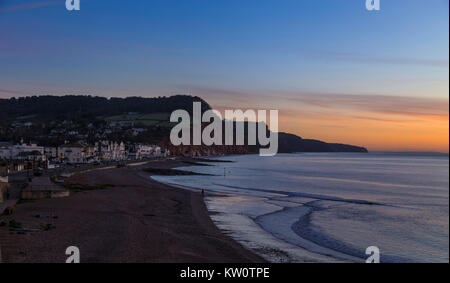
[0, 88, 30, 96]
[298, 49, 449, 68]
[0, 1, 60, 13]
[178, 84, 449, 122]
[284, 93, 449, 119]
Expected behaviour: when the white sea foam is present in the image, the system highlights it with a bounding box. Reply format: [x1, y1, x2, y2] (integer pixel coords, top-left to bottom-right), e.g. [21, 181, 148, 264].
[152, 153, 449, 263]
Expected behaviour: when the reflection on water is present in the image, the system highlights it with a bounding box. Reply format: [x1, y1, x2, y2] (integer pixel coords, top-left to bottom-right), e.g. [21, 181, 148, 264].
[152, 153, 449, 263]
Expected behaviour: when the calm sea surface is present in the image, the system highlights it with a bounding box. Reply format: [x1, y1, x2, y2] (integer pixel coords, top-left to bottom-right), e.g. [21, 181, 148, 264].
[152, 153, 449, 262]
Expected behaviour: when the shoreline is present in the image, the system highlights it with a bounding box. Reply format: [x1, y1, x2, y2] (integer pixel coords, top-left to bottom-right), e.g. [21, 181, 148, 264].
[155, 153, 450, 263]
[155, 179, 348, 263]
[151, 155, 368, 263]
[0, 158, 265, 263]
[152, 181, 350, 263]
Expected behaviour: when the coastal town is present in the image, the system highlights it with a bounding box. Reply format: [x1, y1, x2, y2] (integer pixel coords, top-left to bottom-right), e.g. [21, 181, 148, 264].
[0, 95, 254, 212]
[0, 138, 169, 205]
[0, 94, 367, 209]
[0, 102, 265, 263]
[0, 111, 175, 209]
[0, 139, 168, 166]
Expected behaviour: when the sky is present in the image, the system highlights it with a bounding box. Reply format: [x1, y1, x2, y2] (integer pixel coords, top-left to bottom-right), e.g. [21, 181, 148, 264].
[0, 0, 448, 152]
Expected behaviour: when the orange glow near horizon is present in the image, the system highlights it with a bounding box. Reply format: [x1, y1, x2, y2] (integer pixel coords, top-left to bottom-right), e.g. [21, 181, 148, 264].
[280, 112, 449, 153]
[211, 93, 449, 153]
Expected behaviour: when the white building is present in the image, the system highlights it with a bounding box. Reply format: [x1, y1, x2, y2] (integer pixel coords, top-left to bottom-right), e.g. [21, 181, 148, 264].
[138, 145, 162, 158]
[44, 147, 59, 160]
[11, 142, 44, 156]
[1, 142, 47, 161]
[110, 142, 126, 160]
[95, 141, 126, 161]
[60, 144, 95, 163]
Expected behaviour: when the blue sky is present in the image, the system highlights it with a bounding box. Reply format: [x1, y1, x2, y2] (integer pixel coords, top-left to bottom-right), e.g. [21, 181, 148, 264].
[0, 0, 448, 151]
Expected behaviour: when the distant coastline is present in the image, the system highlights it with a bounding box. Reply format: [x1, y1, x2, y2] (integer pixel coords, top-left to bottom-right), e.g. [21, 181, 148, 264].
[0, 95, 369, 158]
[371, 151, 449, 156]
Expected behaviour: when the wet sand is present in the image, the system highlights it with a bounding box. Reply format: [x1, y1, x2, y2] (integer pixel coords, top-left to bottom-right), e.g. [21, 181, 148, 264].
[0, 160, 265, 263]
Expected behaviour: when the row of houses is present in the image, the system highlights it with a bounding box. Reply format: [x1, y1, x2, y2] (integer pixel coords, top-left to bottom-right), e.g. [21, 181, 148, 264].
[0, 141, 45, 161]
[0, 141, 168, 164]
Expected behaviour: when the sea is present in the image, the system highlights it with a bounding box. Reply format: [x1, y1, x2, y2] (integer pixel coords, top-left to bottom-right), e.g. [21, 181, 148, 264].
[152, 153, 449, 263]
